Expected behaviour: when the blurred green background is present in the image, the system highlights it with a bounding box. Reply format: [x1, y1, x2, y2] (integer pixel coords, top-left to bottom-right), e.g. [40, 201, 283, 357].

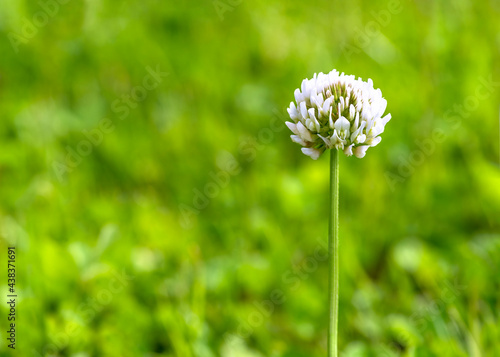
[0, 0, 499, 356]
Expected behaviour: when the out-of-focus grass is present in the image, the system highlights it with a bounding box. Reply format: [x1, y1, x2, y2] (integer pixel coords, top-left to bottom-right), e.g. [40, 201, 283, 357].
[0, 0, 499, 356]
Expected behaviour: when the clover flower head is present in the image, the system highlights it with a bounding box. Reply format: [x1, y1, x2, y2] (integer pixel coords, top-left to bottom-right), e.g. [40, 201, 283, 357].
[286, 69, 391, 159]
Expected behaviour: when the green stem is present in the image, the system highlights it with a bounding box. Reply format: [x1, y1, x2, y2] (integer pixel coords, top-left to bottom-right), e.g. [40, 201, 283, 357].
[328, 149, 339, 357]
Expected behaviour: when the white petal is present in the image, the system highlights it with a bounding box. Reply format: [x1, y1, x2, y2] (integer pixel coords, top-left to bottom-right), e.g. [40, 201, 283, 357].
[299, 102, 308, 119]
[296, 121, 313, 141]
[285, 121, 299, 135]
[353, 145, 369, 158]
[331, 131, 346, 149]
[294, 88, 303, 103]
[334, 116, 350, 133]
[366, 118, 375, 131]
[344, 144, 353, 156]
[355, 134, 366, 144]
[380, 113, 391, 126]
[301, 79, 308, 96]
[291, 135, 307, 146]
[310, 85, 317, 99]
[330, 131, 341, 146]
[350, 121, 366, 142]
[301, 147, 323, 160]
[369, 136, 382, 147]
[349, 104, 355, 119]
[362, 108, 372, 122]
[305, 119, 315, 131]
[371, 123, 385, 136]
[353, 112, 360, 131]
[287, 102, 298, 120]
[375, 99, 387, 118]
[322, 97, 333, 115]
[313, 117, 321, 132]
[308, 108, 321, 131]
[318, 134, 332, 148]
[329, 108, 334, 129]
[308, 108, 316, 120]
[316, 93, 324, 106]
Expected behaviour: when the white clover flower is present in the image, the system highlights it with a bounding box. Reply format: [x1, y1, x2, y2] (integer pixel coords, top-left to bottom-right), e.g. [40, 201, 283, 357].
[286, 69, 391, 159]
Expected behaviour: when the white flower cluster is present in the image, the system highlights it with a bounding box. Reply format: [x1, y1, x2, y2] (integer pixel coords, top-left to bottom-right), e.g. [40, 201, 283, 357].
[286, 69, 391, 159]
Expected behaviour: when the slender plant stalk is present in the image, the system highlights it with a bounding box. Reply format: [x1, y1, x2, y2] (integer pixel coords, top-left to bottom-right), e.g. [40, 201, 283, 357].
[328, 149, 339, 357]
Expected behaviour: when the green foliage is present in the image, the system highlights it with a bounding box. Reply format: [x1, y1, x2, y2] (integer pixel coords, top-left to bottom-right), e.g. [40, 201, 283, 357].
[0, 0, 499, 355]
